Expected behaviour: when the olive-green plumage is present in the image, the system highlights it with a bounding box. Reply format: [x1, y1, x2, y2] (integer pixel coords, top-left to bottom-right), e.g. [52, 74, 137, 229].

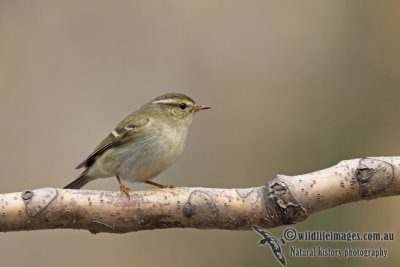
[64, 93, 210, 193]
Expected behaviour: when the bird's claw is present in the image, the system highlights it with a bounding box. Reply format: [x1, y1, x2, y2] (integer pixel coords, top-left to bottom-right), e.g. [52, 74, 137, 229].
[119, 184, 131, 199]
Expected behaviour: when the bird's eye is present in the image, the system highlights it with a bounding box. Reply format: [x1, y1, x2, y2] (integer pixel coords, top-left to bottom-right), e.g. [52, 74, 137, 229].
[179, 103, 187, 110]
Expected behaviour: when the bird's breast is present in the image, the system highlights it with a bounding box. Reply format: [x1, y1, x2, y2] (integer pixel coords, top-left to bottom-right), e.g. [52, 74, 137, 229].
[162, 124, 189, 157]
[97, 124, 190, 182]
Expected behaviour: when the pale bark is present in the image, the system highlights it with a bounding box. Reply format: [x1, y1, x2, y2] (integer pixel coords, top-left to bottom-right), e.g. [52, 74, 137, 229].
[1, 157, 399, 234]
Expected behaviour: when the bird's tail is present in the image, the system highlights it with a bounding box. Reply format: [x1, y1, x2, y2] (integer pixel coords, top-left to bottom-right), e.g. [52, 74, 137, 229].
[64, 171, 93, 189]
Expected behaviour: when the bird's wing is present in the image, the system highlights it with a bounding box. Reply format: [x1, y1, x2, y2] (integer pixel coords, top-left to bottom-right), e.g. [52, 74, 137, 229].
[75, 116, 150, 169]
[252, 225, 270, 238]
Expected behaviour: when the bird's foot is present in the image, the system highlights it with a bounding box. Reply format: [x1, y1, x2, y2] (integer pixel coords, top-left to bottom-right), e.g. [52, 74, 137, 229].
[145, 180, 175, 189]
[116, 175, 131, 199]
[119, 184, 131, 199]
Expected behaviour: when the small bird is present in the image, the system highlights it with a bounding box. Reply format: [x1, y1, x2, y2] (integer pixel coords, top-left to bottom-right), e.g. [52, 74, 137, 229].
[64, 93, 210, 196]
[252, 225, 287, 266]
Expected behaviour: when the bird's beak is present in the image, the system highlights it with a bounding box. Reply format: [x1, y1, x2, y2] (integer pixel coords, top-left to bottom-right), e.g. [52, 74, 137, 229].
[194, 104, 211, 112]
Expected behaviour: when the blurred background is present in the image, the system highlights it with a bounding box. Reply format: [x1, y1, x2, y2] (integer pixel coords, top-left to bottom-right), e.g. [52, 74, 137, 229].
[1, 0, 399, 266]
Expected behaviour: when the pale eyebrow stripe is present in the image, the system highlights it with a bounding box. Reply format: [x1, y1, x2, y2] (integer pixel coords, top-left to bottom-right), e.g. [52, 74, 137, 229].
[151, 99, 179, 105]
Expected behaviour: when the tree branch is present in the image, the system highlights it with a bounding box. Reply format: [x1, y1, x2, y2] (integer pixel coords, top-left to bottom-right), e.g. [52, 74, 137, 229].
[1, 157, 399, 234]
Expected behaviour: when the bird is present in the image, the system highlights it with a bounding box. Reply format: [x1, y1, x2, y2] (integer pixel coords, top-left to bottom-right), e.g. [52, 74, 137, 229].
[64, 93, 210, 196]
[252, 225, 287, 266]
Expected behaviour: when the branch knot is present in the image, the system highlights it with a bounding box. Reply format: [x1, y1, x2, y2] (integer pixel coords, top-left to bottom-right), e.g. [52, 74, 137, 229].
[263, 181, 307, 226]
[354, 158, 394, 199]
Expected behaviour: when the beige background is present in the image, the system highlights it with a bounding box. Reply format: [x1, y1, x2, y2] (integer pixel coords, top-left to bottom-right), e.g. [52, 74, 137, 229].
[1, 1, 400, 266]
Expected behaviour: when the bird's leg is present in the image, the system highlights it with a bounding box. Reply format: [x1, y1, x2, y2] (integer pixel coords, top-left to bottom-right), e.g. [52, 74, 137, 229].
[116, 176, 130, 198]
[145, 180, 175, 189]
